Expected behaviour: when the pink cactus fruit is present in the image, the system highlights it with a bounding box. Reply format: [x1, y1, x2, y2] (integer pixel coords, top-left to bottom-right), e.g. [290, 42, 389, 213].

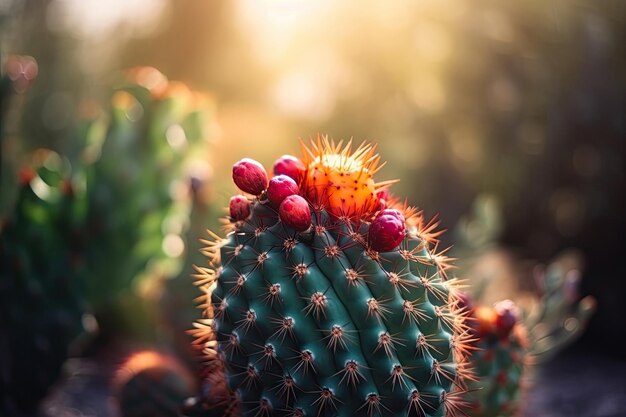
[368, 208, 406, 252]
[375, 189, 391, 211]
[229, 195, 251, 221]
[278, 194, 311, 231]
[494, 299, 519, 338]
[272, 155, 305, 182]
[267, 175, 299, 207]
[232, 158, 268, 195]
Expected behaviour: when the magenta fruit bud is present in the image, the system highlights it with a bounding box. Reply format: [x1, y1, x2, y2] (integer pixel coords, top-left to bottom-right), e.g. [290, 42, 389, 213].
[273, 155, 305, 182]
[229, 195, 251, 221]
[232, 158, 268, 195]
[382, 208, 405, 222]
[375, 189, 390, 211]
[494, 299, 519, 338]
[267, 175, 299, 207]
[279, 195, 311, 231]
[368, 209, 406, 252]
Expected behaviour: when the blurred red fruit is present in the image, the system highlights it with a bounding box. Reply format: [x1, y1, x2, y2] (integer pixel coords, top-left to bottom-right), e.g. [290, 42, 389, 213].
[229, 195, 251, 221]
[494, 300, 519, 338]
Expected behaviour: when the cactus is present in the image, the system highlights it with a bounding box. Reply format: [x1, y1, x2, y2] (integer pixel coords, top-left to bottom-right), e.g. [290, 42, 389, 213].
[453, 207, 596, 417]
[191, 137, 471, 416]
[77, 67, 216, 338]
[458, 253, 596, 417]
[0, 150, 88, 415]
[1, 63, 217, 413]
[113, 350, 196, 417]
[460, 298, 528, 417]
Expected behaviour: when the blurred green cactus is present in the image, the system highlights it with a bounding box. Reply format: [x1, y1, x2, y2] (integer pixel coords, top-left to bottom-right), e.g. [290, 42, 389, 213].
[190, 138, 472, 416]
[81, 68, 209, 299]
[1, 54, 88, 416]
[454, 194, 595, 351]
[461, 299, 528, 417]
[75, 67, 216, 339]
[454, 197, 596, 417]
[0, 150, 88, 415]
[1, 63, 217, 414]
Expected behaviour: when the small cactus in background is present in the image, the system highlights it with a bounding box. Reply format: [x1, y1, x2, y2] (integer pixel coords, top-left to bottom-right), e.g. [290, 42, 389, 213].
[191, 137, 471, 416]
[453, 197, 596, 417]
[0, 150, 89, 415]
[113, 350, 196, 417]
[462, 298, 529, 417]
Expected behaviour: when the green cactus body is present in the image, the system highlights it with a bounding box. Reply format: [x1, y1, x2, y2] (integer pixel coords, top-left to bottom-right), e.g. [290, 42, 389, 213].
[193, 138, 469, 417]
[450, 298, 529, 417]
[466, 322, 527, 417]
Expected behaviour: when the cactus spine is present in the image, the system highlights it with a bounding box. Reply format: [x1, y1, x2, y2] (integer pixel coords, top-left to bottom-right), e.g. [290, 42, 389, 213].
[192, 137, 471, 416]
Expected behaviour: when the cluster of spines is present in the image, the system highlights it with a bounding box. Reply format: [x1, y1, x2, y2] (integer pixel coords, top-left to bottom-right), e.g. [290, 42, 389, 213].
[192, 138, 472, 417]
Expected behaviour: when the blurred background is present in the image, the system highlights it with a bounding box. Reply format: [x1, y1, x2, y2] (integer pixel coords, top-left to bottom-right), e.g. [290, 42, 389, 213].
[1, 0, 624, 416]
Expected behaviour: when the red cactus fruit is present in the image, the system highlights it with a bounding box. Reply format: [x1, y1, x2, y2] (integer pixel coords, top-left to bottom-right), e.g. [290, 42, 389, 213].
[474, 306, 497, 336]
[267, 175, 299, 207]
[229, 195, 251, 221]
[494, 299, 519, 338]
[232, 158, 268, 195]
[278, 194, 311, 231]
[382, 208, 405, 222]
[368, 209, 406, 252]
[375, 189, 391, 211]
[272, 154, 305, 182]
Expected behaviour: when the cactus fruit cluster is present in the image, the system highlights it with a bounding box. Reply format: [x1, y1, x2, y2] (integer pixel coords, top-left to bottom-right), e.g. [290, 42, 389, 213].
[461, 298, 528, 417]
[191, 138, 471, 416]
[0, 150, 87, 415]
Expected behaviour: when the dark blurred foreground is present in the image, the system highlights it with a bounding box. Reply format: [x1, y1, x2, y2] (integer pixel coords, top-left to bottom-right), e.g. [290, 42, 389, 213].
[41, 347, 626, 417]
